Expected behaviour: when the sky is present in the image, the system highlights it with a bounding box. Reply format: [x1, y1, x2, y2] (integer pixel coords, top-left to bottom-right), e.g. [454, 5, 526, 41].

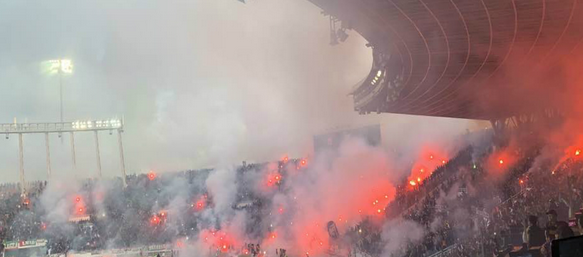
[0, 0, 476, 182]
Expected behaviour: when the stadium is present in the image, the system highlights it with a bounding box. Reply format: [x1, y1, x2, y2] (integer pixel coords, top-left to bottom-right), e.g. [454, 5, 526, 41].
[1, 0, 583, 257]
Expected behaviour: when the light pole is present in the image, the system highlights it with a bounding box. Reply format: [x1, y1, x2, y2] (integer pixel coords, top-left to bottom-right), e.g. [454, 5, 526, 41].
[49, 59, 73, 122]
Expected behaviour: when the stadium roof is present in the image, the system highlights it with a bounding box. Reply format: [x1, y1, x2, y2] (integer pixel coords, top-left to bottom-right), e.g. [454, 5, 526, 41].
[309, 0, 583, 120]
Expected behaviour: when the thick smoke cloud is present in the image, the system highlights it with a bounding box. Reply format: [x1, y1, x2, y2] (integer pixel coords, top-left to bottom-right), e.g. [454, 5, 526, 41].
[18, 131, 475, 256]
[0, 0, 473, 183]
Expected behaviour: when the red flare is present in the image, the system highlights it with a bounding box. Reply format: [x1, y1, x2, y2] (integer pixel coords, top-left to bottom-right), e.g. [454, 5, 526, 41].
[195, 199, 205, 211]
[148, 172, 156, 181]
[150, 215, 160, 225]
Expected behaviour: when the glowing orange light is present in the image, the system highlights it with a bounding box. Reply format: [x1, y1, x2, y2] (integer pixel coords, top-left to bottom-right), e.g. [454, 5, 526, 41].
[301, 159, 307, 166]
[148, 172, 156, 181]
[417, 177, 421, 182]
[283, 156, 289, 162]
[442, 160, 446, 164]
[75, 196, 81, 203]
[151, 216, 160, 225]
[223, 245, 227, 249]
[420, 168, 424, 173]
[377, 209, 382, 213]
[410, 181, 416, 186]
[78, 207, 84, 214]
[275, 175, 281, 181]
[429, 155, 434, 160]
[358, 209, 362, 213]
[319, 241, 323, 246]
[552, 171, 556, 175]
[519, 179, 524, 184]
[195, 195, 206, 211]
[384, 195, 388, 199]
[575, 149, 581, 156]
[499, 159, 504, 165]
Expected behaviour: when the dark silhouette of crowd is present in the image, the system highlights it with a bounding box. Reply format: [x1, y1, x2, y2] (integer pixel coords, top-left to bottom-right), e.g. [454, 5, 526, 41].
[0, 159, 305, 256]
[1, 140, 583, 257]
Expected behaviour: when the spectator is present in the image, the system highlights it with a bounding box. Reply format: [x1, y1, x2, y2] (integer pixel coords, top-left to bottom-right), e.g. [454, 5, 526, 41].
[540, 229, 555, 257]
[546, 209, 559, 238]
[545, 209, 574, 239]
[526, 215, 545, 248]
[556, 221, 574, 239]
[575, 212, 583, 235]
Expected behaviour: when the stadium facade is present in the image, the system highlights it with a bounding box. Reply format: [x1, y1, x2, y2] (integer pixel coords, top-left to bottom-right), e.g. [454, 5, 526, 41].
[309, 0, 583, 120]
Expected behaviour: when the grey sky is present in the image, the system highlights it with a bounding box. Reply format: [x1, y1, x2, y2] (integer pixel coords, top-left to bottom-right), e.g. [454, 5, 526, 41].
[0, 0, 475, 182]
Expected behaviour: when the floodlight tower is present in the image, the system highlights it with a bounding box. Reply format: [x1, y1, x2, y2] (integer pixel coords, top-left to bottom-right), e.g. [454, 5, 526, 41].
[48, 59, 73, 123]
[49, 59, 74, 172]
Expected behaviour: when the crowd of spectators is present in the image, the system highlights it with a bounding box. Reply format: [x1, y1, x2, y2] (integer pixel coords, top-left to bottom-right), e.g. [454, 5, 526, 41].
[341, 138, 583, 257]
[371, 143, 583, 257]
[0, 160, 306, 256]
[1, 140, 583, 257]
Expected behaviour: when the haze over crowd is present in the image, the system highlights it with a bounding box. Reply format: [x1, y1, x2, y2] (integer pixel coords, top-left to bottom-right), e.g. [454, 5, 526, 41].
[0, 0, 473, 182]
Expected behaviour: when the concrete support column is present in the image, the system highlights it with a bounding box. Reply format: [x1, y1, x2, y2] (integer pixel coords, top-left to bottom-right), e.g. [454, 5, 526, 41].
[117, 129, 127, 187]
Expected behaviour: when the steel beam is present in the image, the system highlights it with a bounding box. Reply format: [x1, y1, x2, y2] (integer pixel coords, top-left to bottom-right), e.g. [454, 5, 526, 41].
[95, 131, 102, 178]
[45, 133, 52, 179]
[117, 129, 127, 187]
